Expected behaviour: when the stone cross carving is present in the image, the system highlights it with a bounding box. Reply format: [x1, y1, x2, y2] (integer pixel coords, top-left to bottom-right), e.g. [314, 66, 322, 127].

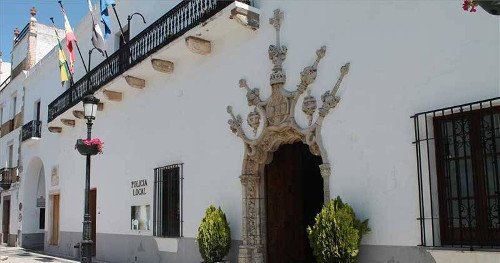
[226, 9, 351, 263]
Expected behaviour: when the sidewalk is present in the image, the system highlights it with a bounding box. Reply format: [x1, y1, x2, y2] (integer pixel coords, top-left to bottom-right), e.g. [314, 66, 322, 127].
[0, 245, 78, 263]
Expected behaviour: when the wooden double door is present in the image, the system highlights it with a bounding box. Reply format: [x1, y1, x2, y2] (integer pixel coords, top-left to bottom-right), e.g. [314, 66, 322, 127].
[265, 142, 324, 263]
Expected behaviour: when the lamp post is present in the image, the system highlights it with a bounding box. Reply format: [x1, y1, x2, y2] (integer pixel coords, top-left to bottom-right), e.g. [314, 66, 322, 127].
[81, 94, 99, 263]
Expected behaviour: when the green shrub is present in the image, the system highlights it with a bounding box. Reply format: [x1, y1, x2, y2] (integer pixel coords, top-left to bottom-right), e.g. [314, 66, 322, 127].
[197, 205, 232, 263]
[307, 197, 370, 263]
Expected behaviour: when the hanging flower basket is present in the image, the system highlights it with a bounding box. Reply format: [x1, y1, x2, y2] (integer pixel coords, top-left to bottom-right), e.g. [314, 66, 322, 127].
[75, 139, 104, 156]
[463, 0, 500, 15]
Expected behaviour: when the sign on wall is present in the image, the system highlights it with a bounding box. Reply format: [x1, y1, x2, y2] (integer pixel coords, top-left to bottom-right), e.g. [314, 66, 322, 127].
[131, 179, 147, 196]
[131, 205, 150, 230]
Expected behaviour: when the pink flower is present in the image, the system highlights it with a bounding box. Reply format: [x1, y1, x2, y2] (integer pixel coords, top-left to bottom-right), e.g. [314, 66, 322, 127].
[463, 0, 469, 10]
[83, 138, 104, 154]
[463, 0, 478, 12]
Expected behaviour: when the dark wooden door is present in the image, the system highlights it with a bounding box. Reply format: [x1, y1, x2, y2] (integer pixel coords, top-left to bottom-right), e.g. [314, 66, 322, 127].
[265, 143, 323, 263]
[90, 189, 97, 256]
[2, 198, 10, 243]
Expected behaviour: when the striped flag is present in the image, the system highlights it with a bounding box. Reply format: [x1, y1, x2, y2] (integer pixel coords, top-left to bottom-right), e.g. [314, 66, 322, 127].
[88, 0, 105, 55]
[53, 27, 72, 86]
[60, 3, 76, 73]
[100, 0, 115, 40]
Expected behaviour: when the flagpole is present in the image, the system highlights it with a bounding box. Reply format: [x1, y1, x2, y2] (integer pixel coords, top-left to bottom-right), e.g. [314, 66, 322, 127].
[58, 1, 89, 73]
[111, 5, 127, 43]
[50, 17, 74, 86]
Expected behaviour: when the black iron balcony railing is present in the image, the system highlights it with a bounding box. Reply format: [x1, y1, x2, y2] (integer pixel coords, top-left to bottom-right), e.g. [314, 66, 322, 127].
[48, 0, 247, 122]
[0, 168, 18, 190]
[21, 120, 42, 142]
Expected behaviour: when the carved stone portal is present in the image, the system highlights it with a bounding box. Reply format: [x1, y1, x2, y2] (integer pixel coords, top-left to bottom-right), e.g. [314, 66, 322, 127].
[226, 9, 350, 263]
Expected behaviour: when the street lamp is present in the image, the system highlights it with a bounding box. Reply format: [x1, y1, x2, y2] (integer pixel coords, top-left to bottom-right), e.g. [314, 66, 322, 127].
[81, 94, 99, 263]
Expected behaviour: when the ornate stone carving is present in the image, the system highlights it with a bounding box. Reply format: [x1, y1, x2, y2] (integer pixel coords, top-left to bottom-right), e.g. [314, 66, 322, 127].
[319, 163, 331, 202]
[302, 90, 317, 126]
[318, 63, 350, 118]
[247, 108, 261, 135]
[226, 9, 350, 263]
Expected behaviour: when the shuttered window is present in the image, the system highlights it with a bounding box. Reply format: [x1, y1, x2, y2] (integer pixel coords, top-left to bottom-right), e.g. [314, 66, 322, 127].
[153, 164, 183, 237]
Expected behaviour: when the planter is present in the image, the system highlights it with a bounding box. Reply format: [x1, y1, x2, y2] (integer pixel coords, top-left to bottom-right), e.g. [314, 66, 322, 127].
[75, 139, 100, 156]
[478, 0, 500, 15]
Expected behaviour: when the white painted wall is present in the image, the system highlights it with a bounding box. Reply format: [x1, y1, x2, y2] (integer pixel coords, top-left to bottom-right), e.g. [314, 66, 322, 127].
[18, 0, 500, 253]
[35, 24, 62, 66]
[11, 38, 28, 70]
[0, 61, 11, 86]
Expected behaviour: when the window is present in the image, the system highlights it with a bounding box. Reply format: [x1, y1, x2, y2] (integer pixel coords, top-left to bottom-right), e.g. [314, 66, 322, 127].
[153, 163, 183, 237]
[434, 107, 500, 246]
[413, 98, 500, 248]
[39, 208, 45, 229]
[35, 100, 41, 121]
[11, 95, 16, 119]
[0, 105, 3, 126]
[8, 144, 13, 168]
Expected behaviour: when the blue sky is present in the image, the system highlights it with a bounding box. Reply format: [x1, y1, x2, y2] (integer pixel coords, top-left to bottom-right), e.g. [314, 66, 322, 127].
[0, 0, 89, 63]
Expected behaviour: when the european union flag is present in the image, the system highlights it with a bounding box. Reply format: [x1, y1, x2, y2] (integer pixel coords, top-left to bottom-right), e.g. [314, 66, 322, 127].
[100, 0, 115, 40]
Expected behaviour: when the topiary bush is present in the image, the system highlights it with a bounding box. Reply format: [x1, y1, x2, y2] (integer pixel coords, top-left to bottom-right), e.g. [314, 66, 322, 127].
[307, 196, 370, 263]
[197, 205, 232, 263]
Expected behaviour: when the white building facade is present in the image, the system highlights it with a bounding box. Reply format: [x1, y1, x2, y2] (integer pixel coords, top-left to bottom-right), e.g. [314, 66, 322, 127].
[0, 8, 63, 249]
[1, 1, 500, 263]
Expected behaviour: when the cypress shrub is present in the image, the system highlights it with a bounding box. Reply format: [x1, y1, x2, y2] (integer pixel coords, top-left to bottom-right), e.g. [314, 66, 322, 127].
[307, 197, 370, 263]
[197, 205, 232, 263]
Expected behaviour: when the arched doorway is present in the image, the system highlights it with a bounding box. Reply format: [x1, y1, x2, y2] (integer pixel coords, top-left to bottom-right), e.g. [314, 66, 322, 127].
[21, 157, 45, 250]
[226, 8, 349, 262]
[265, 142, 323, 263]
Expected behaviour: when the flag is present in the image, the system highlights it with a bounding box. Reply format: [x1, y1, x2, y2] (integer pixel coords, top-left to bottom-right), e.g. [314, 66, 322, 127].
[53, 28, 72, 86]
[88, 0, 105, 55]
[100, 0, 115, 40]
[60, 3, 76, 73]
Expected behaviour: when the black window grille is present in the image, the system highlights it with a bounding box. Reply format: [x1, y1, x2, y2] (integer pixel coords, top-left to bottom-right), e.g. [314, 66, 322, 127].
[153, 163, 183, 237]
[412, 97, 500, 248]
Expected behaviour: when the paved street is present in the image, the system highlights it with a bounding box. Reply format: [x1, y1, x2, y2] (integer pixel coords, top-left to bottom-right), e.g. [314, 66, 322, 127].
[0, 246, 78, 263]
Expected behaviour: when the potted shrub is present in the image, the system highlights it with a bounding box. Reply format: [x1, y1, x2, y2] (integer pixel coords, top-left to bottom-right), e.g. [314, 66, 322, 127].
[197, 205, 231, 263]
[307, 197, 370, 263]
[75, 138, 104, 156]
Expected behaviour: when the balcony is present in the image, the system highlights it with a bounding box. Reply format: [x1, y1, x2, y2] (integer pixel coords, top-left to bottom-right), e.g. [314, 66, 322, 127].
[0, 168, 19, 190]
[48, 0, 258, 127]
[21, 120, 42, 142]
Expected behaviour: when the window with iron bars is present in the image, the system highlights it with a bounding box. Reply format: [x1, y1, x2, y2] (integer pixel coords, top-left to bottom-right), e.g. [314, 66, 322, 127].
[412, 97, 500, 248]
[153, 163, 183, 237]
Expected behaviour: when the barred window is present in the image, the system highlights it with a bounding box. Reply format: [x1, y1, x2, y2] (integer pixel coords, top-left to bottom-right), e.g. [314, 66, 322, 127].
[413, 98, 500, 248]
[153, 163, 183, 237]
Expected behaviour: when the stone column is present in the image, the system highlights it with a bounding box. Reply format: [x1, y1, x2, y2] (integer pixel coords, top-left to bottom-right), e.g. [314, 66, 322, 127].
[239, 157, 264, 263]
[319, 163, 331, 202]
